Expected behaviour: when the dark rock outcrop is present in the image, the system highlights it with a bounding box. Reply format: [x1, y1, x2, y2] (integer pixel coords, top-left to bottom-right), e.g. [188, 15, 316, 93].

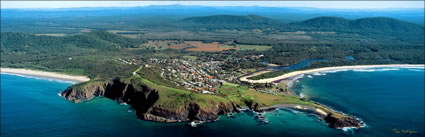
[244, 100, 260, 112]
[143, 102, 236, 122]
[61, 82, 108, 102]
[323, 113, 365, 128]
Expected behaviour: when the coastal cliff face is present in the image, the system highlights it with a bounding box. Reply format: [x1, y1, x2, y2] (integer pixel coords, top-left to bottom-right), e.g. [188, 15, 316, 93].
[61, 79, 236, 122]
[144, 102, 237, 122]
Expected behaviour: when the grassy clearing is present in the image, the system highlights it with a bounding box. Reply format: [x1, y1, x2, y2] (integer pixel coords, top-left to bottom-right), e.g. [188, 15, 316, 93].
[182, 55, 198, 60]
[217, 82, 250, 105]
[246, 91, 313, 107]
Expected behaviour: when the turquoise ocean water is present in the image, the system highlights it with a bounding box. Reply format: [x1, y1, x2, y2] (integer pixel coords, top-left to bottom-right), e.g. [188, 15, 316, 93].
[1, 67, 424, 137]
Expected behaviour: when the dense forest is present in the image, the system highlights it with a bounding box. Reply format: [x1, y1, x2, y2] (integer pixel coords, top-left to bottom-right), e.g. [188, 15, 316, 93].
[1, 31, 149, 79]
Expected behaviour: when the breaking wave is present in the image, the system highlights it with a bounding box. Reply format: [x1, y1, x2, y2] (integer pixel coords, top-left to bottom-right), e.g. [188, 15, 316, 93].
[352, 68, 400, 72]
[318, 67, 411, 74]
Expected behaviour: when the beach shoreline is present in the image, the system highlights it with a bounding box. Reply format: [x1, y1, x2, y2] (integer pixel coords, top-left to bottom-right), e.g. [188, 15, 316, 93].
[252, 64, 424, 130]
[1, 68, 90, 83]
[240, 64, 425, 83]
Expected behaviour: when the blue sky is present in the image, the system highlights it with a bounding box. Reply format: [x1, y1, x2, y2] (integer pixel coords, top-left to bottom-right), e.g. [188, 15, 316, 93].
[1, 1, 424, 9]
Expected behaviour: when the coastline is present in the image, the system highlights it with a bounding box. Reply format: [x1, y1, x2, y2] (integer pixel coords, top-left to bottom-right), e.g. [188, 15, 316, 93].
[1, 68, 90, 83]
[259, 64, 425, 130]
[4, 64, 418, 130]
[240, 64, 425, 83]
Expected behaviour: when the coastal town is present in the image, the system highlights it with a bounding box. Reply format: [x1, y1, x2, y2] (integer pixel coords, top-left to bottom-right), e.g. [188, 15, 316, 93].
[117, 57, 286, 95]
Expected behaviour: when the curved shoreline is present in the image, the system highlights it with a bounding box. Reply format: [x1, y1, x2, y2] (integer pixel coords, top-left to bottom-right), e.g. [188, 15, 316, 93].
[239, 64, 424, 129]
[1, 68, 90, 83]
[240, 64, 425, 83]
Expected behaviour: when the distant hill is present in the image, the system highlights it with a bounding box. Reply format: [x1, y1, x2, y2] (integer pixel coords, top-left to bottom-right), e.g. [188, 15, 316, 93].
[183, 15, 423, 34]
[0, 31, 145, 53]
[183, 14, 280, 25]
[295, 16, 424, 34]
[295, 16, 351, 30]
[351, 17, 424, 33]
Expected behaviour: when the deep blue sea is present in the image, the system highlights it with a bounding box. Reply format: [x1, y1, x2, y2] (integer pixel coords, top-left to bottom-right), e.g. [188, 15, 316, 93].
[1, 67, 424, 137]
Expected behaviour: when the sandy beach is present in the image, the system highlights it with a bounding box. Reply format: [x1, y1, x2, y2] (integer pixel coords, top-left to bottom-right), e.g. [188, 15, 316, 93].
[240, 64, 424, 83]
[1, 68, 90, 83]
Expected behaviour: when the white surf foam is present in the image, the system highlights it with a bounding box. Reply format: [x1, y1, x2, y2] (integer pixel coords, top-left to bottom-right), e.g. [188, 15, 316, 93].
[299, 93, 305, 98]
[407, 68, 425, 72]
[352, 68, 400, 72]
[321, 69, 351, 74]
[315, 67, 407, 75]
[1, 72, 76, 84]
[120, 102, 128, 106]
[312, 72, 325, 75]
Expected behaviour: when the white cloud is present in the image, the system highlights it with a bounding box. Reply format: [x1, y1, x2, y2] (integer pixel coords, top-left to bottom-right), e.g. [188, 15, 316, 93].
[1, 1, 424, 9]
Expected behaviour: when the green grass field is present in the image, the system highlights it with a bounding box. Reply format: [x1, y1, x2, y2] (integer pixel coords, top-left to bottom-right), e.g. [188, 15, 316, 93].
[218, 82, 313, 107]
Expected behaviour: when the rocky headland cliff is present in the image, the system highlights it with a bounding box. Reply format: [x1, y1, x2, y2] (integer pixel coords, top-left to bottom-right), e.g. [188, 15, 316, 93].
[62, 79, 237, 122]
[61, 78, 364, 129]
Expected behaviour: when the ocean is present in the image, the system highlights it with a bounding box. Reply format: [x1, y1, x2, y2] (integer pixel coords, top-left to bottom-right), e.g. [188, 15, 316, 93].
[1, 67, 424, 137]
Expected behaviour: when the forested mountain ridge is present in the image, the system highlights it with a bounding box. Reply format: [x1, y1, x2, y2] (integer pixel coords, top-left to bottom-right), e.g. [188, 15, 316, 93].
[183, 14, 279, 25]
[295, 16, 351, 30]
[184, 15, 423, 34]
[294, 16, 424, 34]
